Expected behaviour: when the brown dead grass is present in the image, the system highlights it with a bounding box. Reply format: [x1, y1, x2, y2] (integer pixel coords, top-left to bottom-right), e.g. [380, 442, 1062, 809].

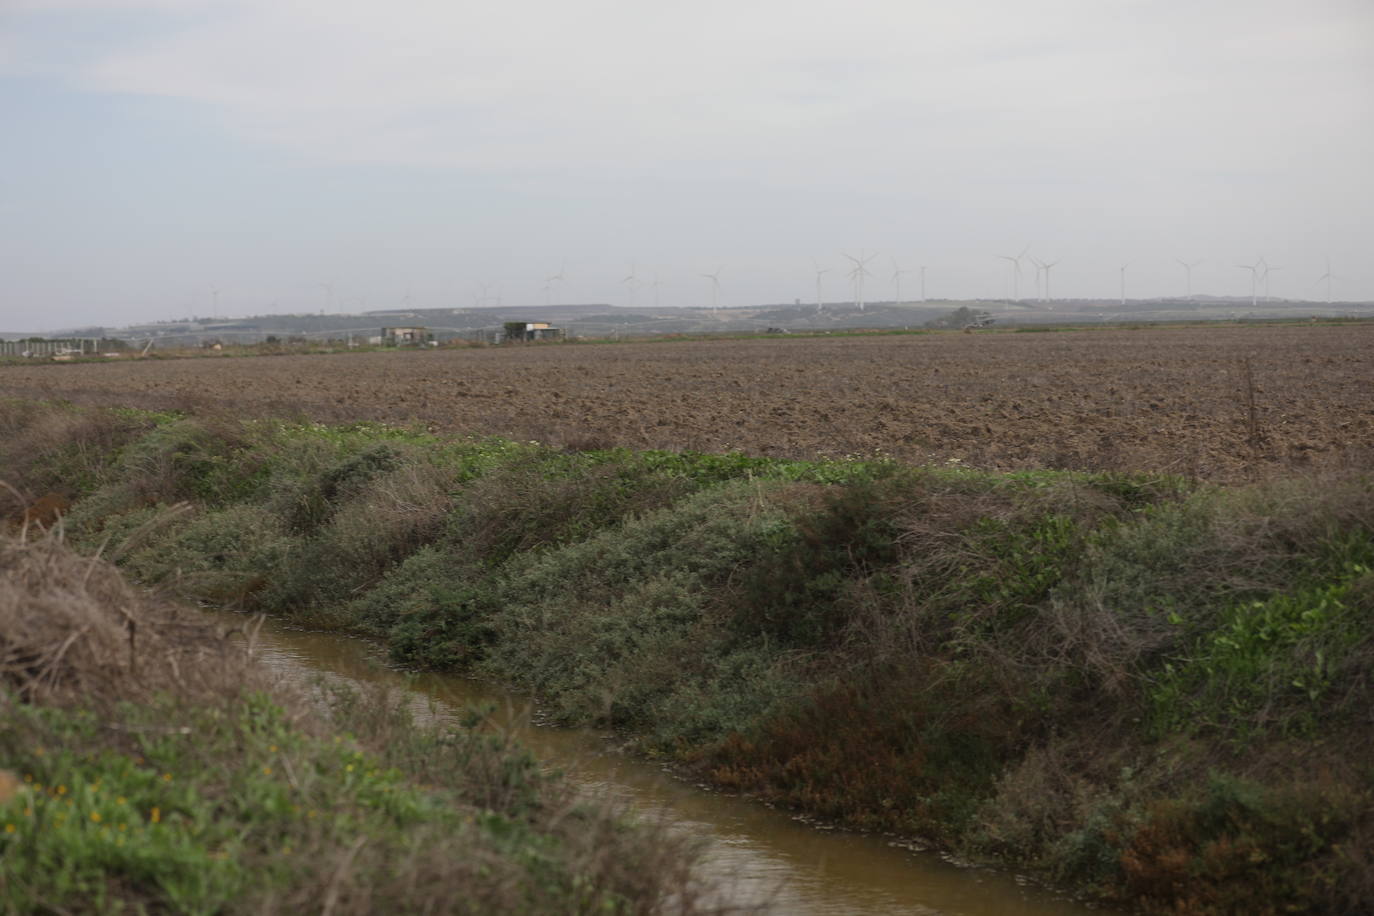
[0, 527, 258, 707]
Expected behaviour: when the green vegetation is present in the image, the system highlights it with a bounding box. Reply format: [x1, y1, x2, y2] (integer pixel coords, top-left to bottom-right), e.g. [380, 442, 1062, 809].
[3, 398, 1372, 913]
[0, 519, 703, 911]
[0, 524, 703, 913]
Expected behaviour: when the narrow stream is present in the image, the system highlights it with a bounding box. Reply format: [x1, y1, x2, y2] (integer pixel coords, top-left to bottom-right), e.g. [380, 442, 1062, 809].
[243, 617, 1110, 915]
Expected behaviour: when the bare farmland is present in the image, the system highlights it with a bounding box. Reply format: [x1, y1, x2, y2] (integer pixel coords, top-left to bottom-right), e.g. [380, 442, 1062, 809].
[3, 324, 1371, 481]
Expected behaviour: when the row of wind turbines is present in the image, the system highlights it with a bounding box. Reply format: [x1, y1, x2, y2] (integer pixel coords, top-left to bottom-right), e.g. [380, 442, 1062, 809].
[531, 251, 1345, 313]
[541, 252, 927, 315]
[993, 249, 1343, 308]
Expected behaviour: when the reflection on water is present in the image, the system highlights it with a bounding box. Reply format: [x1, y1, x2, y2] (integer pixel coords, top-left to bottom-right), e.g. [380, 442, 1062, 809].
[241, 617, 1107, 916]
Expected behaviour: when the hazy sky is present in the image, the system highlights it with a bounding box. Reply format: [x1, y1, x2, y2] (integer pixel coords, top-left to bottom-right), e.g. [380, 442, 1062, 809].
[2, 0, 1372, 330]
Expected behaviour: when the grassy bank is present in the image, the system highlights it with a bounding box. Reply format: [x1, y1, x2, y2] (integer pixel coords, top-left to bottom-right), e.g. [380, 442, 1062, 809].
[3, 398, 1372, 913]
[0, 525, 706, 910]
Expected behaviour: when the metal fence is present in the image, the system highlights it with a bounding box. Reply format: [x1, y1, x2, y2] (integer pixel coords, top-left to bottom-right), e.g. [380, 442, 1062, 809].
[0, 339, 106, 357]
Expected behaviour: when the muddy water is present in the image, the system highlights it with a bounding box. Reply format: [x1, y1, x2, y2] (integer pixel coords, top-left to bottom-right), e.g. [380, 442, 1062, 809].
[243, 617, 1109, 916]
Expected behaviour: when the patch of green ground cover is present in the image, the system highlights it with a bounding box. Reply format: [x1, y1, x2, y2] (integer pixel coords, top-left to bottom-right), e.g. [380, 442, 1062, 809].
[6, 399, 1374, 913]
[1149, 562, 1374, 740]
[1, 692, 667, 914]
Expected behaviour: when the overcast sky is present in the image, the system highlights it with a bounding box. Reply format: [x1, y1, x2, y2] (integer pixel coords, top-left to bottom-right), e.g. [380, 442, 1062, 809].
[2, 0, 1371, 330]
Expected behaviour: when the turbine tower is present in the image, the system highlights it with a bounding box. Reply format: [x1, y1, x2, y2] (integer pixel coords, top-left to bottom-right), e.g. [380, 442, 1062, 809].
[700, 267, 722, 315]
[842, 249, 877, 311]
[891, 257, 913, 305]
[1260, 262, 1282, 301]
[1316, 258, 1336, 306]
[1236, 259, 1261, 308]
[544, 262, 566, 306]
[1028, 257, 1045, 301]
[622, 262, 641, 308]
[919, 265, 927, 302]
[1040, 259, 1060, 303]
[1119, 263, 1129, 307]
[997, 245, 1030, 301]
[811, 258, 829, 313]
[1176, 258, 1202, 298]
[649, 273, 663, 309]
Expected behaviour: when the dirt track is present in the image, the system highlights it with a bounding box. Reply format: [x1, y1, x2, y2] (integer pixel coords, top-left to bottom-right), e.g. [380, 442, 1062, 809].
[4, 325, 1372, 481]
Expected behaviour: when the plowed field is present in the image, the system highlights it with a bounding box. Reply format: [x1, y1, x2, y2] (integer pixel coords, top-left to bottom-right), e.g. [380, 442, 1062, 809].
[4, 325, 1372, 481]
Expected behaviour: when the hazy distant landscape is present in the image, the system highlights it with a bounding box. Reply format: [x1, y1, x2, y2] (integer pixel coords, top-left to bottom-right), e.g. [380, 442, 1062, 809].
[6, 294, 1373, 348]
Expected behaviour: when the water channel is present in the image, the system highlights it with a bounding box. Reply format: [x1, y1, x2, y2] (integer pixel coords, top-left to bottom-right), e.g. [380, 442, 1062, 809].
[243, 616, 1111, 915]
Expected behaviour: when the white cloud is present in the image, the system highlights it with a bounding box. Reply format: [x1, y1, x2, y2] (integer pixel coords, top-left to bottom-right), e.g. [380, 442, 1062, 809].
[27, 0, 1362, 182]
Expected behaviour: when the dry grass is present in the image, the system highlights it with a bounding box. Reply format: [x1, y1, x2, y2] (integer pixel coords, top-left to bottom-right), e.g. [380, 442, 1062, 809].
[0, 526, 256, 706]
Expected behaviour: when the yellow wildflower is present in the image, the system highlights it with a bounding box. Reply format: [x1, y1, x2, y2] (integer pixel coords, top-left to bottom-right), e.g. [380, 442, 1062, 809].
[90, 812, 102, 823]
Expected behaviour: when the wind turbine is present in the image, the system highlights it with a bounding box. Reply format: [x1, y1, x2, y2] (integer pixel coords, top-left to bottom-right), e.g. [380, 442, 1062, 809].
[1316, 258, 1336, 305]
[1028, 257, 1045, 301]
[1236, 259, 1261, 308]
[544, 262, 566, 306]
[811, 258, 830, 312]
[622, 262, 640, 308]
[891, 257, 913, 305]
[997, 245, 1030, 301]
[1118, 263, 1129, 306]
[1260, 262, 1282, 301]
[649, 273, 663, 309]
[1176, 259, 1202, 299]
[700, 267, 722, 315]
[919, 265, 927, 302]
[1040, 259, 1060, 303]
[842, 249, 877, 311]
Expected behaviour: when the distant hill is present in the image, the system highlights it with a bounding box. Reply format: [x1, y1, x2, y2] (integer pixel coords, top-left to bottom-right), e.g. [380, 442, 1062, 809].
[20, 296, 1374, 345]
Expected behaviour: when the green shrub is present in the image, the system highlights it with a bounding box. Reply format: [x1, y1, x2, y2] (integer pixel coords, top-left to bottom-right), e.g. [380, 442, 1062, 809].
[1150, 564, 1373, 738]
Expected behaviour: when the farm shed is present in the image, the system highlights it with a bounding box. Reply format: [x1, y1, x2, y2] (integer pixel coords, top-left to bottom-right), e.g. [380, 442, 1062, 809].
[381, 326, 432, 346]
[502, 321, 565, 343]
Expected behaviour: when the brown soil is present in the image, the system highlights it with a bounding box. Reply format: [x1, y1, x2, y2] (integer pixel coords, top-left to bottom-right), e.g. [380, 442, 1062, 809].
[3, 325, 1372, 481]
